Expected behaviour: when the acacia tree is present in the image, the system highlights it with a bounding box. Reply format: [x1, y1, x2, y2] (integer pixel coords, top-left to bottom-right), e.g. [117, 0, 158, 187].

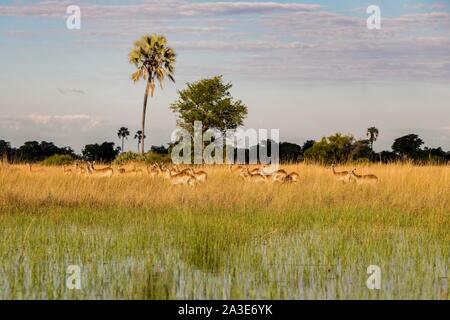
[117, 127, 130, 153]
[129, 34, 176, 154]
[170, 76, 247, 135]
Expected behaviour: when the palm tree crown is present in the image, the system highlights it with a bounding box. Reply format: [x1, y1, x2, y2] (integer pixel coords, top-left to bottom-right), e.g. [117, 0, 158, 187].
[367, 127, 379, 151]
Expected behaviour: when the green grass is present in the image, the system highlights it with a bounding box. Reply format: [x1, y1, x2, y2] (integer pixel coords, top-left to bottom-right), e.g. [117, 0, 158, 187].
[0, 206, 448, 299]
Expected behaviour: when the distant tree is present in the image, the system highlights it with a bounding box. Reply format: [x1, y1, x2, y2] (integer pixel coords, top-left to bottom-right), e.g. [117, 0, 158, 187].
[423, 147, 447, 163]
[0, 140, 11, 162]
[15, 141, 75, 162]
[366, 127, 379, 152]
[170, 76, 248, 135]
[379, 150, 397, 163]
[392, 134, 424, 160]
[134, 130, 145, 153]
[304, 133, 354, 164]
[301, 140, 315, 154]
[279, 142, 302, 162]
[350, 139, 372, 161]
[82, 142, 119, 162]
[117, 127, 130, 153]
[17, 141, 41, 162]
[129, 34, 176, 154]
[151, 145, 168, 154]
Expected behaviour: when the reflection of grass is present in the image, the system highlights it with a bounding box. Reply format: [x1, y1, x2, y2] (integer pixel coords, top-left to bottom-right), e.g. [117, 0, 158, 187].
[0, 163, 448, 299]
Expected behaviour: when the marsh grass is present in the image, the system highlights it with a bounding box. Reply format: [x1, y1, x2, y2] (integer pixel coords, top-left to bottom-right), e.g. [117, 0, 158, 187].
[0, 163, 448, 299]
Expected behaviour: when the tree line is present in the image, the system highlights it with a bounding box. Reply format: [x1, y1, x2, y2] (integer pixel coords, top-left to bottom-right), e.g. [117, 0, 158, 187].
[1, 128, 449, 165]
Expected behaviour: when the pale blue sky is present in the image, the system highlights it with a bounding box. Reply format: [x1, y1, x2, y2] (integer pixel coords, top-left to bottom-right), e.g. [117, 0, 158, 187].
[0, 0, 449, 152]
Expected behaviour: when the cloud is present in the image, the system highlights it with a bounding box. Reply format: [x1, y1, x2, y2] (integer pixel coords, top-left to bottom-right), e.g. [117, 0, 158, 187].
[403, 3, 448, 10]
[0, 1, 320, 18]
[26, 114, 100, 129]
[173, 40, 316, 50]
[57, 88, 86, 95]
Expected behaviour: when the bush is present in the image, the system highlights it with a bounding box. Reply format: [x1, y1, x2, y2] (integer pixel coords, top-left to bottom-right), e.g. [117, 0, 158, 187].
[113, 152, 143, 165]
[113, 151, 172, 165]
[143, 152, 171, 164]
[41, 154, 74, 166]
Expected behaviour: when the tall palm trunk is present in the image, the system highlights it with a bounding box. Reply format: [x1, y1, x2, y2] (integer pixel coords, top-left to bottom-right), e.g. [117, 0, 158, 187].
[141, 79, 151, 154]
[121, 138, 124, 153]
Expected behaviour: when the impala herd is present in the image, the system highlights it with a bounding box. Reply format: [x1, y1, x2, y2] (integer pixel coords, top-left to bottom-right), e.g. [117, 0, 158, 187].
[47, 161, 379, 186]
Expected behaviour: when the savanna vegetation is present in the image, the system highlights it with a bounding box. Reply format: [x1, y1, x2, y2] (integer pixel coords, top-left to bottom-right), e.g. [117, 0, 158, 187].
[0, 163, 448, 299]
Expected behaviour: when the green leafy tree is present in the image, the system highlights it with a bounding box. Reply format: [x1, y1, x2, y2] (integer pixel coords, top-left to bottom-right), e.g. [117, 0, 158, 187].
[129, 34, 176, 154]
[366, 127, 379, 152]
[301, 140, 316, 154]
[304, 133, 354, 164]
[170, 76, 247, 135]
[351, 139, 372, 161]
[82, 142, 119, 162]
[117, 127, 130, 153]
[392, 134, 424, 159]
[0, 140, 11, 162]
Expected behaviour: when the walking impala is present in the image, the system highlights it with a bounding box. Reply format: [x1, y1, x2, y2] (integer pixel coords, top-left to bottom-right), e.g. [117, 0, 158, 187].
[348, 169, 378, 184]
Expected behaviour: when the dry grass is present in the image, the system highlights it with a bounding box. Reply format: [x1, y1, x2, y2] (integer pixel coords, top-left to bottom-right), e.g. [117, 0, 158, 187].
[0, 163, 448, 299]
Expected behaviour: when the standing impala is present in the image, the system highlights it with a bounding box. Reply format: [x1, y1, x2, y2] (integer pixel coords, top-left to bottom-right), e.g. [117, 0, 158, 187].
[86, 161, 114, 177]
[331, 164, 350, 183]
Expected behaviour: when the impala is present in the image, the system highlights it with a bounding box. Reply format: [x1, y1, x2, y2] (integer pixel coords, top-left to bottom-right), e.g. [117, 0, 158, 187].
[331, 164, 350, 183]
[271, 169, 288, 183]
[162, 167, 196, 186]
[75, 162, 87, 175]
[241, 167, 268, 183]
[184, 167, 207, 183]
[349, 169, 378, 184]
[284, 171, 299, 183]
[146, 164, 161, 177]
[86, 161, 113, 177]
[63, 165, 73, 175]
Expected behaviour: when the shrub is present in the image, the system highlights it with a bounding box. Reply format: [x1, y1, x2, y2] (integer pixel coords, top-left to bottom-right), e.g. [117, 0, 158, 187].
[113, 152, 141, 165]
[41, 154, 74, 166]
[143, 152, 171, 164]
[113, 151, 172, 165]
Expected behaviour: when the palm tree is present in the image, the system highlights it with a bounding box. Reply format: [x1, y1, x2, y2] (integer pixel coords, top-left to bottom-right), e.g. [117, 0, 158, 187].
[134, 130, 146, 153]
[129, 34, 176, 154]
[366, 127, 379, 152]
[117, 127, 130, 153]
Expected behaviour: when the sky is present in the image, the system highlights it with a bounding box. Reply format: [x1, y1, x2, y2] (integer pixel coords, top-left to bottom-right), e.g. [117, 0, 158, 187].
[0, 0, 449, 153]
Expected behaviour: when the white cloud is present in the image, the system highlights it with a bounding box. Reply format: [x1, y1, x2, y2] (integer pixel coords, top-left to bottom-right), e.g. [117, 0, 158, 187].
[173, 40, 316, 50]
[0, 1, 320, 18]
[27, 114, 100, 128]
[403, 3, 448, 10]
